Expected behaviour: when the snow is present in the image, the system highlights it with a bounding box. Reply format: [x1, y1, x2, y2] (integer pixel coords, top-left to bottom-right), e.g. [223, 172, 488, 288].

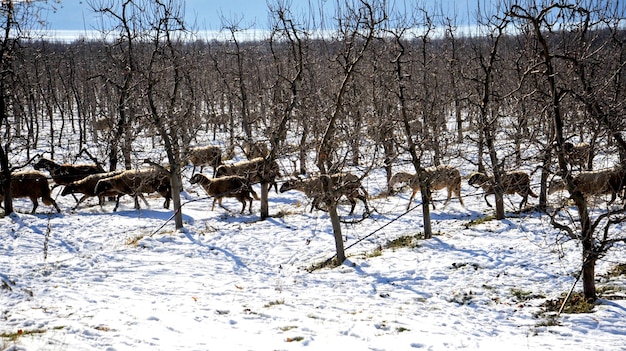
[2, 149, 626, 351]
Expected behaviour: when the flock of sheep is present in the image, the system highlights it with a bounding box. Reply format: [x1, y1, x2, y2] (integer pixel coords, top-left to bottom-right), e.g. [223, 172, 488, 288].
[0, 140, 625, 215]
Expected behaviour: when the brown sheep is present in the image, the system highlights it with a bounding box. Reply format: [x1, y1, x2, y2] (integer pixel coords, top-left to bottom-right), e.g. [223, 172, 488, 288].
[92, 117, 113, 132]
[34, 157, 105, 188]
[186, 146, 222, 176]
[61, 170, 125, 210]
[242, 141, 269, 159]
[215, 157, 281, 192]
[0, 170, 61, 214]
[468, 171, 538, 209]
[94, 169, 171, 212]
[389, 165, 464, 210]
[548, 168, 626, 204]
[189, 173, 259, 214]
[562, 141, 592, 170]
[279, 172, 370, 215]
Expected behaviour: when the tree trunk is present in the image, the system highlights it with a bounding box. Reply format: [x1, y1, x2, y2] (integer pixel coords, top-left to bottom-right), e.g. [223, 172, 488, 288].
[260, 182, 269, 219]
[0, 145, 13, 215]
[329, 204, 345, 263]
[170, 168, 184, 229]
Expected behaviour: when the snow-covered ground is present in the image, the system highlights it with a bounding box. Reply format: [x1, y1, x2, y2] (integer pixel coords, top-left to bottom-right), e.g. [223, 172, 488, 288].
[2, 144, 626, 351]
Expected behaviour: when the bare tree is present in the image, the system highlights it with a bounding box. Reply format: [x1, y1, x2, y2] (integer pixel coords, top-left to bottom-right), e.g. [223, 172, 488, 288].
[509, 0, 626, 301]
[88, 0, 141, 172]
[0, 0, 49, 214]
[141, 0, 191, 229]
[221, 19, 253, 143]
[385, 20, 434, 238]
[467, 13, 509, 219]
[442, 17, 466, 144]
[315, 0, 382, 263]
[260, 1, 307, 219]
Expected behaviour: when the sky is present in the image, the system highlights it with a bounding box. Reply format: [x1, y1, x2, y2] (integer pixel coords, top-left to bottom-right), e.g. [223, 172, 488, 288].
[43, 0, 269, 31]
[42, 0, 479, 31]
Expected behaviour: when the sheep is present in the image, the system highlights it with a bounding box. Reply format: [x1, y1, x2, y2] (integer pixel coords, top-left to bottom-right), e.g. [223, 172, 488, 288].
[242, 141, 269, 159]
[562, 141, 592, 170]
[186, 145, 223, 176]
[468, 171, 538, 210]
[189, 173, 259, 214]
[92, 117, 113, 132]
[60, 170, 125, 210]
[215, 157, 281, 193]
[389, 164, 464, 210]
[279, 172, 370, 215]
[548, 168, 626, 204]
[0, 170, 61, 214]
[94, 169, 171, 212]
[34, 157, 105, 188]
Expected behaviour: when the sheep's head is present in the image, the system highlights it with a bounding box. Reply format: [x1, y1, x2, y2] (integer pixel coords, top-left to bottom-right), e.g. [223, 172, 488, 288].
[279, 177, 305, 193]
[189, 174, 204, 185]
[548, 179, 566, 194]
[562, 141, 574, 153]
[467, 172, 488, 187]
[389, 172, 413, 189]
[33, 157, 51, 170]
[279, 179, 296, 193]
[215, 165, 228, 177]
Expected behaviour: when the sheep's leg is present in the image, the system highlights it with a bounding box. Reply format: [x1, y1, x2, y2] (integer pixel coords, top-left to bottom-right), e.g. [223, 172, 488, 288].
[72, 195, 89, 210]
[69, 192, 80, 203]
[113, 194, 124, 212]
[358, 186, 370, 214]
[138, 194, 149, 208]
[456, 186, 465, 207]
[235, 194, 247, 214]
[358, 194, 370, 214]
[443, 187, 453, 206]
[519, 193, 528, 209]
[218, 198, 231, 212]
[608, 191, 617, 205]
[348, 198, 356, 215]
[430, 197, 437, 210]
[310, 197, 318, 212]
[30, 199, 39, 214]
[484, 194, 493, 208]
[239, 198, 246, 214]
[50, 199, 61, 213]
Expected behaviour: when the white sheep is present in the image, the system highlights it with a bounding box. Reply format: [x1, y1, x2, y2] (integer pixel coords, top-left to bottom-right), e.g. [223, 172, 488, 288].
[390, 164, 464, 210]
[215, 157, 281, 192]
[279, 172, 369, 215]
[562, 141, 592, 170]
[61, 170, 125, 210]
[94, 169, 171, 211]
[548, 168, 626, 204]
[468, 170, 537, 209]
[186, 145, 223, 175]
